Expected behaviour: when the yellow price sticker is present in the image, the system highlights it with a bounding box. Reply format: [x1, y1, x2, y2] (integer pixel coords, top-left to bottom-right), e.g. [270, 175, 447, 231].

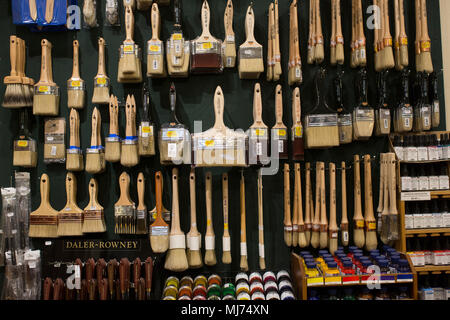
[167, 130, 178, 138]
[96, 77, 106, 85]
[17, 140, 28, 147]
[123, 45, 134, 53]
[38, 86, 49, 93]
[205, 140, 215, 147]
[400, 37, 408, 45]
[421, 41, 431, 50]
[277, 129, 286, 137]
[172, 33, 182, 40]
[142, 126, 152, 134]
[224, 223, 228, 230]
[202, 42, 212, 49]
[207, 219, 212, 226]
[367, 222, 377, 230]
[149, 45, 160, 52]
[71, 80, 81, 87]
[295, 126, 302, 137]
[356, 220, 364, 228]
[255, 129, 266, 136]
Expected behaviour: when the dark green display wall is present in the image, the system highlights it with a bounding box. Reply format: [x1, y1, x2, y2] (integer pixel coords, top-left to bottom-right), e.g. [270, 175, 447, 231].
[0, 0, 445, 298]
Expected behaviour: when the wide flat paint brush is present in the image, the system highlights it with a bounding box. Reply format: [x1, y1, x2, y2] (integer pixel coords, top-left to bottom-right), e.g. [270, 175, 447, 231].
[164, 168, 188, 272]
[147, 3, 166, 77]
[82, 178, 106, 233]
[28, 174, 58, 238]
[223, 0, 236, 68]
[204, 172, 217, 266]
[57, 172, 83, 236]
[150, 171, 169, 253]
[187, 169, 203, 268]
[67, 40, 85, 109]
[353, 69, 374, 140]
[114, 172, 136, 235]
[239, 4, 264, 79]
[92, 38, 110, 105]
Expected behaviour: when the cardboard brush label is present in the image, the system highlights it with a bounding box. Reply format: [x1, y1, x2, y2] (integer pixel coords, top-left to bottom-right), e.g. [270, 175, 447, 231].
[147, 41, 163, 55]
[305, 114, 338, 127]
[14, 140, 36, 152]
[67, 80, 86, 91]
[94, 77, 110, 88]
[192, 41, 221, 54]
[398, 107, 413, 131]
[35, 85, 59, 96]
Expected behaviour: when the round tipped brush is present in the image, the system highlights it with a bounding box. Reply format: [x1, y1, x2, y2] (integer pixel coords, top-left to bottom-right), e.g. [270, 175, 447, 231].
[239, 170, 248, 272]
[105, 95, 121, 162]
[288, 1, 295, 84]
[328, 163, 338, 254]
[304, 162, 312, 246]
[364, 155, 378, 250]
[381, 0, 395, 69]
[164, 168, 188, 272]
[292, 164, 299, 247]
[311, 162, 321, 248]
[67, 40, 85, 109]
[319, 162, 328, 249]
[66, 108, 84, 172]
[283, 163, 292, 247]
[257, 169, 266, 270]
[222, 173, 232, 265]
[419, 0, 433, 73]
[121, 95, 139, 167]
[187, 168, 203, 268]
[376, 154, 385, 236]
[85, 107, 105, 174]
[273, 0, 282, 78]
[350, 0, 357, 68]
[398, 0, 409, 67]
[330, 0, 337, 66]
[356, 0, 367, 67]
[92, 38, 110, 105]
[340, 162, 349, 247]
[307, 0, 316, 65]
[335, 0, 344, 65]
[374, 0, 382, 72]
[150, 171, 169, 253]
[29, 174, 58, 238]
[204, 172, 217, 266]
[295, 164, 307, 248]
[380, 154, 390, 243]
[353, 155, 365, 248]
[314, 0, 324, 64]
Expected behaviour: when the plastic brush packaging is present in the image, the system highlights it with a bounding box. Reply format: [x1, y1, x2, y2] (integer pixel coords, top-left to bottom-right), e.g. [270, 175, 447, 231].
[1, 188, 20, 267]
[352, 69, 374, 140]
[375, 71, 391, 136]
[83, 0, 98, 28]
[23, 250, 41, 300]
[15, 172, 30, 252]
[105, 0, 119, 26]
[44, 118, 66, 164]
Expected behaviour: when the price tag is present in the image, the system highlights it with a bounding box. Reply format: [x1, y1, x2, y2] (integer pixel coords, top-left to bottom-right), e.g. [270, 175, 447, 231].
[400, 191, 431, 201]
[168, 143, 177, 158]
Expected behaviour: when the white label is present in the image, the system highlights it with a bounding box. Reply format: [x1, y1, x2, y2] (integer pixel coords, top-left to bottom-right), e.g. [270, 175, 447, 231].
[256, 142, 263, 156]
[226, 57, 232, 67]
[189, 235, 201, 251]
[432, 213, 443, 228]
[401, 191, 431, 201]
[259, 244, 265, 258]
[205, 236, 215, 250]
[425, 251, 433, 265]
[51, 145, 57, 156]
[226, 35, 235, 42]
[405, 214, 414, 229]
[419, 177, 430, 191]
[240, 242, 247, 256]
[407, 147, 418, 161]
[394, 147, 404, 161]
[401, 177, 412, 191]
[404, 117, 410, 128]
[411, 177, 419, 191]
[167, 143, 177, 158]
[45, 241, 52, 246]
[442, 147, 449, 160]
[169, 234, 186, 249]
[343, 231, 349, 242]
[446, 146, 450, 160]
[429, 147, 439, 160]
[423, 214, 433, 228]
[429, 176, 440, 190]
[439, 176, 449, 190]
[222, 237, 231, 251]
[443, 213, 450, 227]
[417, 147, 428, 161]
[278, 140, 284, 153]
[383, 118, 389, 129]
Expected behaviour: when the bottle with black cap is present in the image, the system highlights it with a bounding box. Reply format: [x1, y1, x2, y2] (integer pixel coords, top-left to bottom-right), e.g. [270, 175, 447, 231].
[428, 134, 439, 160]
[429, 165, 439, 190]
[417, 135, 428, 161]
[445, 133, 450, 160]
[393, 135, 404, 161]
[442, 133, 449, 160]
[432, 199, 442, 228]
[443, 199, 450, 228]
[422, 201, 433, 228]
[418, 165, 429, 191]
[401, 164, 411, 191]
[410, 165, 419, 191]
[439, 165, 449, 190]
[404, 202, 413, 229]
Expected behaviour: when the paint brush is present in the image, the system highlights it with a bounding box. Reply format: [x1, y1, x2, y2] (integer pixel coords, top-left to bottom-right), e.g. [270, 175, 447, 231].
[395, 69, 413, 133]
[307, 0, 316, 64]
[374, 0, 382, 72]
[364, 155, 377, 250]
[292, 164, 299, 247]
[82, 178, 106, 233]
[353, 155, 365, 248]
[394, 0, 403, 70]
[67, 40, 85, 109]
[335, 0, 344, 65]
[150, 171, 169, 253]
[28, 174, 58, 238]
[355, 0, 366, 67]
[295, 163, 307, 248]
[340, 161, 349, 247]
[380, 154, 390, 243]
[387, 153, 399, 241]
[187, 168, 203, 268]
[311, 162, 321, 248]
[136, 173, 148, 235]
[96, 258, 106, 297]
[330, 0, 337, 65]
[328, 163, 338, 254]
[272, 85, 288, 160]
[2, 36, 25, 108]
[85, 107, 106, 174]
[119, 258, 130, 300]
[166, 0, 190, 77]
[144, 257, 153, 300]
[376, 154, 385, 236]
[335, 71, 353, 144]
[248, 83, 269, 166]
[381, 0, 395, 69]
[304, 162, 312, 246]
[353, 68, 374, 140]
[33, 39, 59, 115]
[267, 2, 274, 81]
[164, 167, 188, 272]
[120, 95, 139, 167]
[257, 169, 266, 269]
[288, 0, 302, 85]
[114, 172, 136, 235]
[314, 0, 324, 63]
[132, 258, 141, 299]
[375, 71, 391, 136]
[430, 72, 440, 128]
[17, 38, 33, 107]
[147, 2, 166, 77]
[238, 4, 264, 79]
[13, 108, 37, 168]
[138, 77, 155, 157]
[204, 172, 217, 266]
[419, 0, 433, 73]
[284, 163, 292, 246]
[273, 0, 282, 78]
[191, 0, 223, 74]
[398, 0, 408, 67]
[57, 172, 83, 236]
[92, 38, 110, 104]
[414, 0, 423, 71]
[107, 259, 118, 300]
[105, 95, 121, 162]
[239, 170, 248, 271]
[319, 162, 328, 249]
[350, 0, 357, 68]
[292, 87, 304, 161]
[221, 173, 231, 265]
[66, 108, 84, 172]
[223, 0, 236, 68]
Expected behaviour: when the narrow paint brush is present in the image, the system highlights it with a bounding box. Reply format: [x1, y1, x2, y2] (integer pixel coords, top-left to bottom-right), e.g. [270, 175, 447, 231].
[319, 162, 328, 249]
[340, 162, 349, 246]
[239, 170, 248, 271]
[187, 169, 203, 268]
[328, 163, 338, 254]
[283, 163, 292, 246]
[221, 173, 231, 264]
[304, 162, 312, 246]
[314, 0, 324, 63]
[272, 85, 288, 160]
[13, 108, 37, 168]
[57, 172, 83, 236]
[257, 169, 266, 269]
[82, 178, 106, 233]
[105, 95, 121, 162]
[150, 171, 169, 253]
[292, 87, 304, 161]
[307, 0, 316, 64]
[28, 174, 58, 238]
[92, 38, 110, 104]
[136, 173, 148, 235]
[267, 3, 274, 81]
[335, 0, 344, 65]
[292, 164, 299, 247]
[138, 83, 155, 157]
[166, 0, 190, 77]
[353, 155, 365, 248]
[85, 107, 105, 174]
[273, 0, 282, 78]
[67, 40, 85, 109]
[419, 0, 433, 73]
[295, 163, 307, 248]
[398, 0, 409, 67]
[311, 162, 321, 248]
[248, 83, 269, 166]
[147, 2, 166, 77]
[204, 172, 217, 266]
[66, 108, 84, 171]
[387, 153, 399, 241]
[164, 167, 188, 272]
[363, 155, 377, 250]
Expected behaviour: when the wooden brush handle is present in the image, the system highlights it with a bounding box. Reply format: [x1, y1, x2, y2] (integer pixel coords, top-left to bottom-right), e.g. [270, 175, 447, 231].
[315, 0, 323, 43]
[351, 0, 356, 49]
[125, 5, 135, 42]
[137, 172, 145, 211]
[252, 83, 264, 125]
[96, 258, 106, 285]
[133, 258, 141, 288]
[293, 164, 299, 228]
[377, 153, 385, 213]
[144, 257, 153, 296]
[87, 178, 100, 209]
[90, 107, 101, 147]
[224, 0, 234, 38]
[119, 258, 130, 297]
[353, 155, 364, 220]
[292, 87, 302, 125]
[381, 154, 389, 216]
[37, 173, 52, 211]
[200, 0, 212, 38]
[304, 163, 311, 225]
[296, 163, 304, 225]
[420, 0, 430, 41]
[244, 5, 256, 43]
[320, 162, 327, 226]
[364, 155, 375, 221]
[383, 0, 392, 43]
[109, 95, 119, 135]
[284, 163, 292, 226]
[8, 36, 18, 77]
[69, 108, 80, 147]
[99, 279, 108, 300]
[71, 40, 81, 79]
[29, 0, 37, 20]
[116, 172, 132, 205]
[273, 0, 281, 62]
[374, 0, 379, 50]
[151, 3, 160, 41]
[97, 38, 107, 77]
[329, 163, 337, 230]
[53, 279, 63, 300]
[222, 173, 230, 237]
[16, 38, 25, 79]
[341, 162, 348, 224]
[274, 85, 285, 127]
[267, 3, 274, 71]
[38, 39, 51, 85]
[293, 0, 301, 66]
[189, 169, 198, 232]
[388, 153, 398, 214]
[257, 169, 264, 248]
[399, 0, 407, 38]
[240, 171, 247, 243]
[45, 0, 54, 23]
[213, 86, 226, 131]
[394, 0, 400, 43]
[313, 162, 321, 225]
[205, 172, 214, 236]
[86, 258, 95, 282]
[170, 167, 181, 234]
[65, 172, 77, 207]
[289, 1, 294, 66]
[331, 0, 336, 48]
[125, 95, 134, 137]
[307, 0, 314, 64]
[131, 95, 137, 136]
[336, 0, 343, 39]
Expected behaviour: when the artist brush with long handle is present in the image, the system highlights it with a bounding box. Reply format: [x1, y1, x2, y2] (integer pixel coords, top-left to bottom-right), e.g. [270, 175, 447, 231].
[307, 0, 315, 64]
[415, 0, 423, 71]
[328, 163, 338, 254]
[267, 2, 274, 81]
[387, 153, 399, 241]
[204, 172, 217, 266]
[353, 155, 365, 248]
[340, 161, 349, 246]
[311, 162, 321, 248]
[314, 0, 324, 63]
[399, 0, 408, 67]
[381, 0, 395, 69]
[222, 173, 231, 264]
[380, 154, 390, 243]
[292, 164, 299, 247]
[187, 169, 203, 268]
[419, 0, 433, 73]
[319, 162, 328, 249]
[374, 0, 382, 71]
[144, 257, 153, 300]
[394, 0, 403, 70]
[330, 0, 337, 66]
[364, 155, 377, 250]
[284, 163, 292, 246]
[304, 162, 312, 246]
[335, 0, 344, 65]
[350, 0, 356, 68]
[376, 154, 385, 236]
[273, 0, 282, 79]
[257, 169, 265, 270]
[296, 163, 307, 248]
[356, 0, 366, 67]
[240, 170, 248, 271]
